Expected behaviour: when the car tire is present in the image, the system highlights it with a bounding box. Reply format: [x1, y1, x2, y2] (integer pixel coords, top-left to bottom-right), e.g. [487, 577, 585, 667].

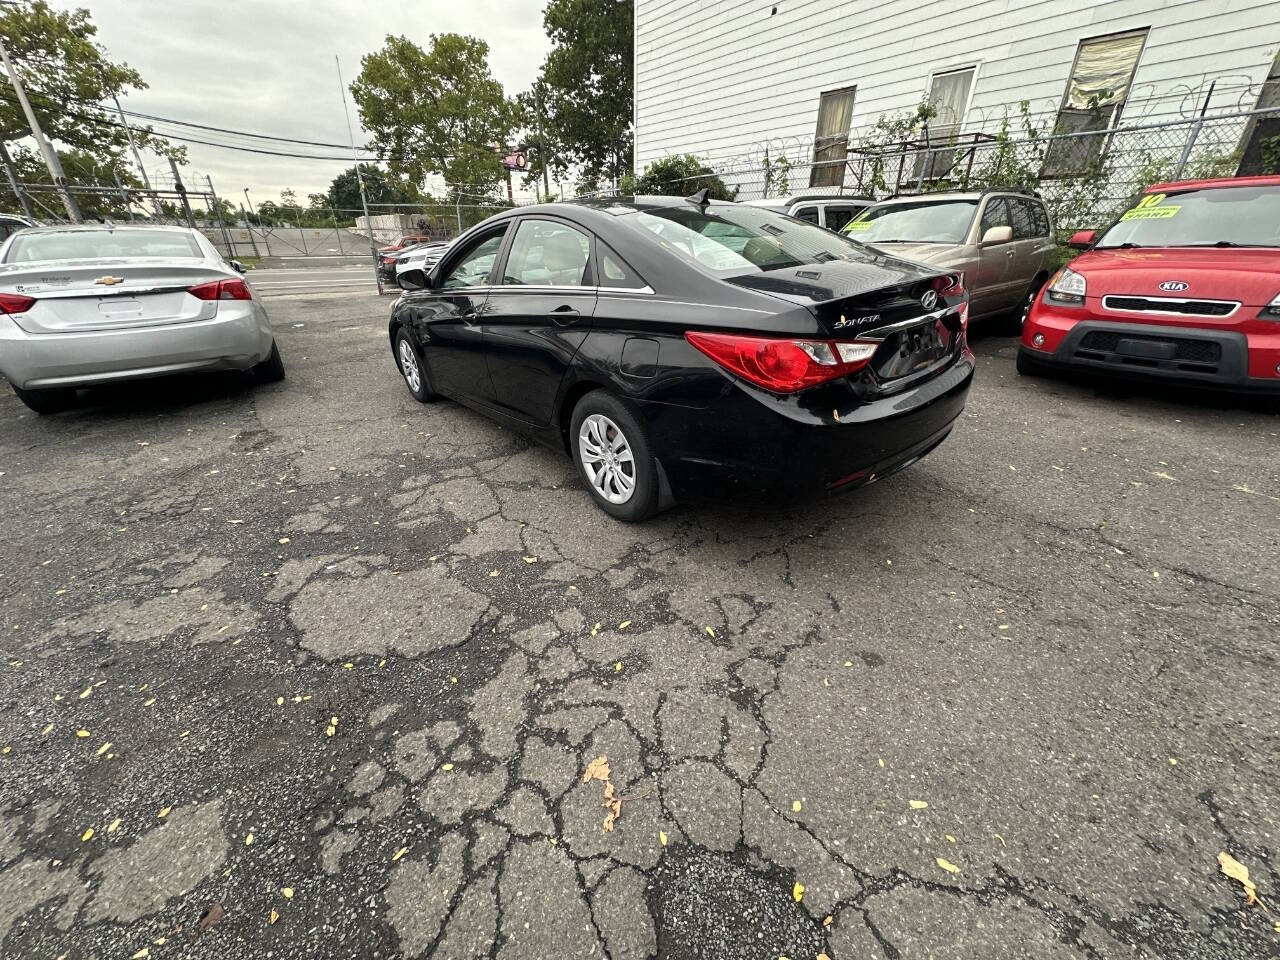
[570, 391, 659, 522]
[253, 340, 286, 384]
[1016, 349, 1051, 378]
[1007, 278, 1044, 336]
[12, 384, 77, 414]
[394, 329, 439, 403]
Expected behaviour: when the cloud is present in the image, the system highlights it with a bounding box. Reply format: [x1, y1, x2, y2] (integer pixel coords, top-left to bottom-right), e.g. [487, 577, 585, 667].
[80, 0, 550, 202]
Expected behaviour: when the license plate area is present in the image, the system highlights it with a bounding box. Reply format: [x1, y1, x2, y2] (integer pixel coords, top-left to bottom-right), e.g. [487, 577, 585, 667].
[871, 319, 951, 381]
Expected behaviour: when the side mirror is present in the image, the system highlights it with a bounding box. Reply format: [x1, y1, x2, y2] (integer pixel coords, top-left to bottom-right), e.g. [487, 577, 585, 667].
[979, 225, 1013, 247]
[397, 268, 427, 291]
[230, 259, 246, 273]
[1068, 230, 1096, 250]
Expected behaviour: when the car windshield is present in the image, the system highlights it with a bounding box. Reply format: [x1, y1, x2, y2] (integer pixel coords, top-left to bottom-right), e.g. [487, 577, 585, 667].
[1095, 185, 1280, 249]
[842, 200, 978, 244]
[6, 229, 202, 262]
[629, 204, 872, 274]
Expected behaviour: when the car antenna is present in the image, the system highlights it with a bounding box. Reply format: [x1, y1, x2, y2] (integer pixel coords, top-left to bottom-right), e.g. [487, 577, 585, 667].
[686, 187, 711, 208]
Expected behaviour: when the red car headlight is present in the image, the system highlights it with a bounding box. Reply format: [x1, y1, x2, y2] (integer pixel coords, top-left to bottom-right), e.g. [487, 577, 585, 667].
[1261, 291, 1280, 320]
[1045, 267, 1086, 306]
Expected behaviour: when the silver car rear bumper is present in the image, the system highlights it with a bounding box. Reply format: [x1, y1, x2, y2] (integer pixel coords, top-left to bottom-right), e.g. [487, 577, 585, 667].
[0, 302, 273, 390]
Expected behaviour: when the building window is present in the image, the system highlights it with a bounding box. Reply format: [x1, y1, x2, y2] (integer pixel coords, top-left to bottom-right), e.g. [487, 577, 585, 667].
[1042, 29, 1148, 178]
[811, 86, 856, 188]
[916, 67, 976, 181]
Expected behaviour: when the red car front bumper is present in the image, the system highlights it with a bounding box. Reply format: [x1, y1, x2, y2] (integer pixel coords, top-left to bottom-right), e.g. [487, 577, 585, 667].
[1019, 293, 1280, 394]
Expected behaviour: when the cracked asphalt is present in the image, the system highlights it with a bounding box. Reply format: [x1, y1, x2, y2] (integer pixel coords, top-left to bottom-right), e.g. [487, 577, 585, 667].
[1, 288, 1278, 960]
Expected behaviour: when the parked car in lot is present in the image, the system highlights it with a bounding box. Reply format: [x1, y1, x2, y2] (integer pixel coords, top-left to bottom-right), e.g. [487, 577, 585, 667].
[394, 240, 450, 283]
[739, 195, 874, 232]
[388, 195, 973, 520]
[842, 191, 1056, 329]
[0, 213, 35, 244]
[1019, 176, 1280, 394]
[0, 225, 283, 413]
[379, 240, 433, 284]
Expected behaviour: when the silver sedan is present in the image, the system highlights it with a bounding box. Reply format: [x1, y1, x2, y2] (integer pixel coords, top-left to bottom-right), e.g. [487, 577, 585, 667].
[0, 224, 283, 413]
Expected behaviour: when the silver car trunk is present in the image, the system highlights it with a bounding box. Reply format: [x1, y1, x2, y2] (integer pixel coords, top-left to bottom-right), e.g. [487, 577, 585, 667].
[1, 260, 231, 334]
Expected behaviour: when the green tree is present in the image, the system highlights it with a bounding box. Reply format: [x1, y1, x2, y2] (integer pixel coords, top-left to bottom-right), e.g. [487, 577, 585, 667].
[0, 2, 180, 187]
[351, 34, 513, 199]
[534, 0, 632, 188]
[324, 163, 421, 214]
[621, 154, 736, 200]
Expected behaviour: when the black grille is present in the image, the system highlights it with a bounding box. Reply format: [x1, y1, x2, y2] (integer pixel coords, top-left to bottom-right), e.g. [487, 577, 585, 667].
[1077, 331, 1221, 365]
[1104, 296, 1235, 317]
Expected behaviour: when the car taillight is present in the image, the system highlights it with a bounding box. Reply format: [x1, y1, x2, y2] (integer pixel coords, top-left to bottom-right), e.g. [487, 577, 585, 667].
[933, 273, 968, 326]
[189, 279, 252, 301]
[685, 331, 877, 393]
[0, 292, 36, 314]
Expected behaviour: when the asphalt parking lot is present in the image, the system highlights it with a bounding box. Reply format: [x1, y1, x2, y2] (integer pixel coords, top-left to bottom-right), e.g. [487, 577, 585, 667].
[1, 283, 1277, 960]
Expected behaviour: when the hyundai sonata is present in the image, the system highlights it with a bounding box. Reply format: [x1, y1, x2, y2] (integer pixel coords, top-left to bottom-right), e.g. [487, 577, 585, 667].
[389, 195, 974, 520]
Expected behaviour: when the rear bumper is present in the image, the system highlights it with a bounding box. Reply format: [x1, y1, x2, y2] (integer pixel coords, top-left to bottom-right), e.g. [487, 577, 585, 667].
[641, 352, 975, 502]
[0, 302, 273, 390]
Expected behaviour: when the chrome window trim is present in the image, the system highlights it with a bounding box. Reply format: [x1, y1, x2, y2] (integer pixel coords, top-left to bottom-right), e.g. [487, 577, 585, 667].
[1101, 295, 1240, 317]
[438, 284, 656, 296]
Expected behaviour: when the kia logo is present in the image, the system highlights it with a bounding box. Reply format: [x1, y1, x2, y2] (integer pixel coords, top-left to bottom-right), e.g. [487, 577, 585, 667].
[1158, 280, 1188, 292]
[921, 290, 938, 310]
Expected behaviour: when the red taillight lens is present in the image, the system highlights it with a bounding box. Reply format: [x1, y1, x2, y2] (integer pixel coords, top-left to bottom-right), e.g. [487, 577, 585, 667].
[933, 273, 967, 326]
[0, 293, 36, 314]
[685, 331, 877, 393]
[189, 279, 252, 301]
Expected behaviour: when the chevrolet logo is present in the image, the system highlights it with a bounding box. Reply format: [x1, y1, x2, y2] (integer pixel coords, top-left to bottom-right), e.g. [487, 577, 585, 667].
[95, 275, 124, 286]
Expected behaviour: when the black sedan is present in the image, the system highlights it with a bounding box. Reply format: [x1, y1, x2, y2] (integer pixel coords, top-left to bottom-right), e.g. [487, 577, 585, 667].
[388, 195, 975, 521]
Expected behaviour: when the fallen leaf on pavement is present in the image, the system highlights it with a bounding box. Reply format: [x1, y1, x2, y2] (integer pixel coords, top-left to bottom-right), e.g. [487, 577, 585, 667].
[522, 556, 538, 564]
[79, 686, 91, 699]
[197, 900, 224, 937]
[618, 620, 631, 630]
[76, 729, 90, 738]
[281, 887, 293, 899]
[157, 806, 171, 818]
[792, 882, 804, 902]
[131, 949, 149, 959]
[614, 661, 622, 672]
[909, 800, 928, 810]
[583, 756, 610, 783]
[245, 832, 254, 846]
[1218, 852, 1261, 907]
[41, 723, 53, 736]
[392, 846, 408, 862]
[96, 742, 112, 756]
[705, 626, 715, 637]
[108, 818, 121, 834]
[269, 908, 279, 925]
[659, 830, 668, 846]
[936, 857, 960, 874]
[442, 763, 454, 771]
[792, 800, 802, 813]
[81, 828, 94, 842]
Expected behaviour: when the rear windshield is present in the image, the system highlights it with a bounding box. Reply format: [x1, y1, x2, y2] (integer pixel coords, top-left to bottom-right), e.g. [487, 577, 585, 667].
[6, 230, 203, 263]
[843, 200, 978, 244]
[628, 204, 871, 274]
[1095, 185, 1280, 249]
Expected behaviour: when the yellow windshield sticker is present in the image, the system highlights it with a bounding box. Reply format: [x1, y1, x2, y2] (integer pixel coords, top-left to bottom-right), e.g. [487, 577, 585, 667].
[1120, 192, 1181, 221]
[845, 220, 873, 231]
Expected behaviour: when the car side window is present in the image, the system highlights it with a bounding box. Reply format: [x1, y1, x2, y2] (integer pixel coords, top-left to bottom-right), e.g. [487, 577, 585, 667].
[824, 205, 860, 232]
[980, 197, 1011, 235]
[441, 228, 507, 289]
[502, 219, 592, 286]
[1008, 199, 1035, 240]
[598, 242, 647, 289]
[1029, 201, 1051, 238]
[792, 206, 819, 225]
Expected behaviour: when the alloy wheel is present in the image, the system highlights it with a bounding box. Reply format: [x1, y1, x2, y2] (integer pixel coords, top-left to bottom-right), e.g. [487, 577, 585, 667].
[398, 339, 422, 393]
[578, 413, 636, 504]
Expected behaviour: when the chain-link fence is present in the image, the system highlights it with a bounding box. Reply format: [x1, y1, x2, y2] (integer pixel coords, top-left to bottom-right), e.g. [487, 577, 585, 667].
[613, 100, 1280, 240]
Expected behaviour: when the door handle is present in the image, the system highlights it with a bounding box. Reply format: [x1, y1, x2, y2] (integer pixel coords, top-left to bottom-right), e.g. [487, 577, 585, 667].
[1005, 249, 1015, 258]
[550, 305, 580, 325]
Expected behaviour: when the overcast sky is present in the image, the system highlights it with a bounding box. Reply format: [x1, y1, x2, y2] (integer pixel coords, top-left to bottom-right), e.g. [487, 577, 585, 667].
[77, 0, 551, 207]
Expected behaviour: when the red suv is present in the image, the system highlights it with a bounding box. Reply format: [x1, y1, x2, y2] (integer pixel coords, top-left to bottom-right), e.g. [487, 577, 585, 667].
[1019, 176, 1280, 394]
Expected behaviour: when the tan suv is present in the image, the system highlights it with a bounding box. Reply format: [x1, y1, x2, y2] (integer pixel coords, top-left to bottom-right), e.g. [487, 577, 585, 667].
[842, 191, 1056, 331]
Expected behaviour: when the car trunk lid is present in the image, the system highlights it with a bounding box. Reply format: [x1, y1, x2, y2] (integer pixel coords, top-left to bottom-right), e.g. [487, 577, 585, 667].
[0, 261, 230, 334]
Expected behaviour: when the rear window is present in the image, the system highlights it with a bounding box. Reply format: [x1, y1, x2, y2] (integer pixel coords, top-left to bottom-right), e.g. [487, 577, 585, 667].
[629, 204, 870, 274]
[7, 230, 203, 263]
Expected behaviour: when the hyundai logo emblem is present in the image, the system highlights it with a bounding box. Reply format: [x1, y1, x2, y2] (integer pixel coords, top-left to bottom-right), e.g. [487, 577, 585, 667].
[1158, 280, 1188, 292]
[921, 290, 938, 310]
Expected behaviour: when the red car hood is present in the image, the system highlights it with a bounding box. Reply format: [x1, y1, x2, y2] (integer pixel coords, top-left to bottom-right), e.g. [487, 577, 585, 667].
[1072, 247, 1280, 307]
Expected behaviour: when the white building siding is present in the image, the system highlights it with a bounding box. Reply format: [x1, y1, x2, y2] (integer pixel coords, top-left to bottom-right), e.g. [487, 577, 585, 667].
[635, 0, 1280, 169]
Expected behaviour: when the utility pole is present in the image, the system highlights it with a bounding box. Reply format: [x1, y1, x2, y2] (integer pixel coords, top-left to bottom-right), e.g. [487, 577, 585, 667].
[535, 83, 551, 202]
[239, 204, 261, 258]
[0, 36, 80, 221]
[112, 95, 161, 219]
[0, 140, 33, 219]
[168, 157, 196, 227]
[111, 168, 134, 220]
[336, 55, 382, 293]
